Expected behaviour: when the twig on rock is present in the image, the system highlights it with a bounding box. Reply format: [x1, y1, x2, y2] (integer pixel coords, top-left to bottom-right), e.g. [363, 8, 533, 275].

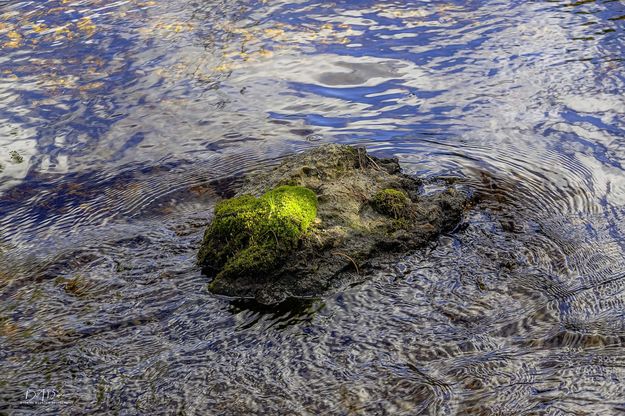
[333, 251, 360, 274]
[366, 155, 382, 171]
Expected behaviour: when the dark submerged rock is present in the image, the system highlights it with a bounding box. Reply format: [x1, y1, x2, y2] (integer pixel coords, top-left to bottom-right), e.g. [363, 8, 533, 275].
[198, 144, 469, 304]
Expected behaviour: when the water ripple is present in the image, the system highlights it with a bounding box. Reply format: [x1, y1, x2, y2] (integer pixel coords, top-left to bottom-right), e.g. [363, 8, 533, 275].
[1, 0, 625, 414]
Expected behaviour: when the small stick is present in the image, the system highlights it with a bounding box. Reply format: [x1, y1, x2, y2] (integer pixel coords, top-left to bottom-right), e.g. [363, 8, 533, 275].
[333, 251, 360, 274]
[357, 147, 366, 170]
[366, 155, 382, 171]
[259, 230, 280, 246]
[269, 230, 279, 246]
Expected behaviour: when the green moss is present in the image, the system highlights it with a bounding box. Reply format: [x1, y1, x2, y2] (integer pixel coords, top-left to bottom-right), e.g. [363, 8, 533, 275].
[371, 188, 409, 219]
[199, 185, 317, 282]
[390, 218, 411, 231]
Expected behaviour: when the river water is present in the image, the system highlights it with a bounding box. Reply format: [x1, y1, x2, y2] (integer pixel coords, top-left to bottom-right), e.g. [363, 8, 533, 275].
[1, 0, 625, 414]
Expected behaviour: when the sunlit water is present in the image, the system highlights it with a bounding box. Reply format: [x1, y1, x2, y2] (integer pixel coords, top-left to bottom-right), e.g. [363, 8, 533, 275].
[1, 0, 625, 414]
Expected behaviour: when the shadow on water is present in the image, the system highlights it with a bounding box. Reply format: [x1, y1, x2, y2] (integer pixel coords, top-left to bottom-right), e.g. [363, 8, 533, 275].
[228, 297, 324, 331]
[1, 0, 625, 414]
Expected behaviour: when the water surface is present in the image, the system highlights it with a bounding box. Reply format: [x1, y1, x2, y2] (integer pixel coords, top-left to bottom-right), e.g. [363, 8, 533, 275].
[1, 0, 625, 414]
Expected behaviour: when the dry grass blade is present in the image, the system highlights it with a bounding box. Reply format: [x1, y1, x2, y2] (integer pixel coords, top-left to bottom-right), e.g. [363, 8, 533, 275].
[333, 251, 360, 274]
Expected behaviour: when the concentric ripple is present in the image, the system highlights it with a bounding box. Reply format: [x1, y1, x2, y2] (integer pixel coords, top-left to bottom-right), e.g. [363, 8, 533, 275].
[1, 0, 625, 414]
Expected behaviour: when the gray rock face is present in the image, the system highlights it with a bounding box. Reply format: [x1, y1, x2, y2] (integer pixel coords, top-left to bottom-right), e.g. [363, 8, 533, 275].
[199, 144, 469, 304]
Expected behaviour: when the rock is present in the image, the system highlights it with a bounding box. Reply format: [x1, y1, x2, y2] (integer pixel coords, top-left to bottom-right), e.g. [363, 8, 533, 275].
[9, 150, 23, 164]
[198, 144, 469, 304]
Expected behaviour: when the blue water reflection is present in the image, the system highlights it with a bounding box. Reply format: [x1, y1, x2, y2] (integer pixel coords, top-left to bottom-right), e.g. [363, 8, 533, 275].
[1, 0, 625, 414]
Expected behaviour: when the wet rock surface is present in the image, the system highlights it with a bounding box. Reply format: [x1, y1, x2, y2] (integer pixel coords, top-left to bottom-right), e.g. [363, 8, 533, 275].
[198, 144, 470, 304]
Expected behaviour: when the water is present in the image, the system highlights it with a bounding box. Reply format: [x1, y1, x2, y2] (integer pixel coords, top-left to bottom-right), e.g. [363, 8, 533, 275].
[1, 0, 625, 414]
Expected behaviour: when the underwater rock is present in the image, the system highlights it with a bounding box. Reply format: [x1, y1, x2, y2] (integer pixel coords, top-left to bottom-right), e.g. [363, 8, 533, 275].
[198, 144, 469, 304]
[9, 150, 23, 164]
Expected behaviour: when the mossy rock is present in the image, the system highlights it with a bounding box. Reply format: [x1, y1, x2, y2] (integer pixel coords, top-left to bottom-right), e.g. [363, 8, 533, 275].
[198, 144, 469, 304]
[198, 185, 317, 284]
[371, 189, 410, 219]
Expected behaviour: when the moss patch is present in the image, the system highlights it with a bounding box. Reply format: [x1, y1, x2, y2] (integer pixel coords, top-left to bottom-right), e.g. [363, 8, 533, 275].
[371, 189, 409, 219]
[199, 185, 317, 282]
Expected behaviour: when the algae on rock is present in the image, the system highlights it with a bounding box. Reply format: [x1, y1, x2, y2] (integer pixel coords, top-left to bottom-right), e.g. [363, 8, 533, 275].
[198, 185, 317, 283]
[198, 144, 469, 304]
[371, 189, 410, 219]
